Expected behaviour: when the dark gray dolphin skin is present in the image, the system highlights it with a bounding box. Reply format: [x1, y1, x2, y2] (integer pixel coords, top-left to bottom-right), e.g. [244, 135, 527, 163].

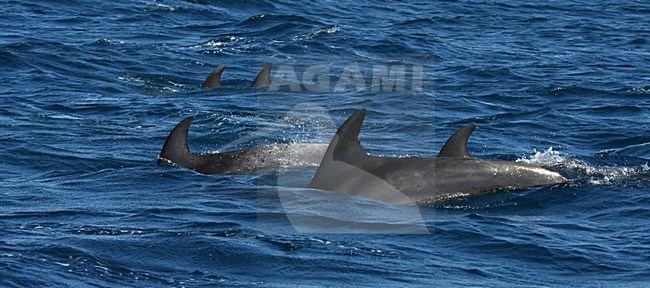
[200, 64, 272, 89]
[308, 109, 567, 205]
[158, 116, 327, 174]
[251, 64, 272, 88]
[201, 64, 227, 90]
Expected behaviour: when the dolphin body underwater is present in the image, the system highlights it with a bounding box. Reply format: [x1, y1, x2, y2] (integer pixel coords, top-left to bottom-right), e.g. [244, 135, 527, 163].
[159, 109, 567, 205]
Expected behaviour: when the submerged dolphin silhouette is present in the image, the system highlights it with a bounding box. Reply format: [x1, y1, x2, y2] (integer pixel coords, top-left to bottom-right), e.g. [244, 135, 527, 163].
[308, 109, 567, 204]
[201, 64, 272, 90]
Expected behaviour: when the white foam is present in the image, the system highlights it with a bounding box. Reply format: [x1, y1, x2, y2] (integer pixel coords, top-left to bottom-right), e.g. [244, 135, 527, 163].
[49, 114, 82, 120]
[191, 36, 238, 48]
[117, 75, 144, 83]
[517, 147, 649, 185]
[292, 26, 340, 41]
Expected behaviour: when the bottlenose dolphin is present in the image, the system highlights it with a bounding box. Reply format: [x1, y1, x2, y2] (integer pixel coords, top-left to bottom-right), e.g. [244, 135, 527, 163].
[251, 64, 272, 88]
[308, 109, 567, 205]
[158, 110, 567, 204]
[200, 64, 272, 90]
[201, 64, 227, 90]
[158, 116, 327, 174]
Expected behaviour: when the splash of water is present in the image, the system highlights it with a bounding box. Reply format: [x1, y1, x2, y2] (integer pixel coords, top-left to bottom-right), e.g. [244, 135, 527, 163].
[517, 147, 649, 185]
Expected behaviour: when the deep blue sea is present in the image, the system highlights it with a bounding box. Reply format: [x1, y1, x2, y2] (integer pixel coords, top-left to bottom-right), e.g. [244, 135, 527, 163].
[1, 0, 649, 287]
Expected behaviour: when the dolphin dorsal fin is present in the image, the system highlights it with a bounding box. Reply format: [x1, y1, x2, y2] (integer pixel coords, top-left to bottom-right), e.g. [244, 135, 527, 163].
[201, 65, 227, 90]
[438, 123, 476, 158]
[252, 64, 272, 88]
[308, 109, 370, 190]
[159, 117, 198, 167]
[333, 109, 369, 163]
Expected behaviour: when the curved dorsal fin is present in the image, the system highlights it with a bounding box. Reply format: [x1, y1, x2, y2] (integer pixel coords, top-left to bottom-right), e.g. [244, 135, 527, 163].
[332, 109, 369, 163]
[438, 123, 476, 158]
[201, 64, 227, 90]
[252, 64, 272, 88]
[159, 117, 200, 168]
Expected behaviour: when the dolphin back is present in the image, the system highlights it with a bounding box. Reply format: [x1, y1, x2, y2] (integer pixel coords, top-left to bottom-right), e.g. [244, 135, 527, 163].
[332, 109, 370, 163]
[201, 65, 227, 90]
[159, 117, 199, 168]
[308, 110, 567, 205]
[251, 64, 272, 88]
[438, 124, 476, 158]
[309, 109, 370, 190]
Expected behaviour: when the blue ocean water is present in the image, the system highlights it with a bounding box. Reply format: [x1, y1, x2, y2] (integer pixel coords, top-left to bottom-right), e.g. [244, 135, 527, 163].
[1, 0, 649, 286]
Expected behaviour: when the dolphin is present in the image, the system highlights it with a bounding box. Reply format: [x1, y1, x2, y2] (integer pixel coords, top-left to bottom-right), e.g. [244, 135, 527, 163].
[158, 116, 327, 174]
[251, 64, 272, 88]
[200, 64, 272, 90]
[307, 109, 567, 205]
[158, 110, 567, 204]
[201, 64, 227, 90]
